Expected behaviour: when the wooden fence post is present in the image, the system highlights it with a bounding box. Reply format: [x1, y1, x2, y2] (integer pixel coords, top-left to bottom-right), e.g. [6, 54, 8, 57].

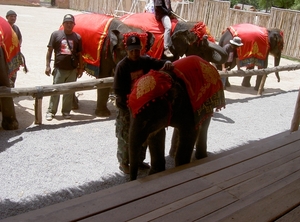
[290, 87, 300, 132]
[34, 86, 44, 125]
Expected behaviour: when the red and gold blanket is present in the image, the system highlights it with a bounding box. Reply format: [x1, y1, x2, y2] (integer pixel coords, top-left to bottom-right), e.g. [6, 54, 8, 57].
[173, 55, 224, 113]
[228, 23, 269, 67]
[0, 16, 22, 78]
[128, 56, 225, 127]
[120, 13, 178, 59]
[60, 14, 114, 77]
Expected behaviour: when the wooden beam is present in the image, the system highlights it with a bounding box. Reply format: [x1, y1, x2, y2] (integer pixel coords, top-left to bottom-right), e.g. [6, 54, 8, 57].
[0, 77, 114, 98]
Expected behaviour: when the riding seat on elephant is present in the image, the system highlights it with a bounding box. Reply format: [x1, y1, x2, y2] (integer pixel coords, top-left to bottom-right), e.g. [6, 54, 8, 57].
[119, 12, 228, 64]
[0, 16, 25, 130]
[67, 14, 155, 117]
[127, 55, 225, 180]
[218, 23, 284, 90]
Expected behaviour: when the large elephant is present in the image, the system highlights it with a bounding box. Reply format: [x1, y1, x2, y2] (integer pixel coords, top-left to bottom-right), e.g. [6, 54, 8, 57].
[127, 55, 225, 180]
[71, 14, 154, 117]
[120, 13, 228, 64]
[0, 16, 21, 130]
[218, 23, 284, 90]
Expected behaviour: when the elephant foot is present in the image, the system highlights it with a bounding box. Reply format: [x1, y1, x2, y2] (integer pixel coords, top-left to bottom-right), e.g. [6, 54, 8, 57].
[2, 119, 19, 130]
[195, 150, 208, 160]
[225, 79, 231, 87]
[149, 166, 165, 175]
[95, 108, 111, 117]
[254, 86, 264, 92]
[241, 82, 251, 87]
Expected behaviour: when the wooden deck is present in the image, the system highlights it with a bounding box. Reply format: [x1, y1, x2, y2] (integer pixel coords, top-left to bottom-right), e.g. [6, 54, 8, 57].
[3, 130, 300, 222]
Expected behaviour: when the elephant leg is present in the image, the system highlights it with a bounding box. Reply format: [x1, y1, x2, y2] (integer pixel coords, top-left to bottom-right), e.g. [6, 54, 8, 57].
[1, 98, 19, 130]
[254, 74, 263, 91]
[95, 88, 111, 117]
[242, 66, 254, 87]
[175, 126, 196, 166]
[169, 128, 179, 157]
[225, 78, 231, 87]
[148, 128, 166, 175]
[195, 116, 211, 159]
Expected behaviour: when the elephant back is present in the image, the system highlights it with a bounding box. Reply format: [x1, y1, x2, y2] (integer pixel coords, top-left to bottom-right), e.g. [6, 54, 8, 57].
[228, 23, 269, 67]
[66, 14, 114, 76]
[128, 70, 173, 117]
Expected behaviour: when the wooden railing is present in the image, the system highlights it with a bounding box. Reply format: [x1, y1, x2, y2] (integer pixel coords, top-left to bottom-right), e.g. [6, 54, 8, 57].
[1, 65, 300, 126]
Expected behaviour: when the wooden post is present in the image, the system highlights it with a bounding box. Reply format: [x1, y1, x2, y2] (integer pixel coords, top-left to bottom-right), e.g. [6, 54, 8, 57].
[34, 86, 44, 125]
[290, 87, 300, 132]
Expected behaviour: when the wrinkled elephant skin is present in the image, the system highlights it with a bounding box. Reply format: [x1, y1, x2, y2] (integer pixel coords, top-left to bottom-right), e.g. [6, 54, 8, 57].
[128, 56, 225, 180]
[72, 14, 154, 117]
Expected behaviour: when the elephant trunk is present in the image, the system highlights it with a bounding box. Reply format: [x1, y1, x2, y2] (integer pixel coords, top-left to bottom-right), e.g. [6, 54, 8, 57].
[274, 55, 281, 82]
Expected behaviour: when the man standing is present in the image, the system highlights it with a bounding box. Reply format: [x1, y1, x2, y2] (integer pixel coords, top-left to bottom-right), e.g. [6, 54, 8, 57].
[114, 34, 174, 174]
[154, 0, 174, 57]
[6, 10, 22, 87]
[220, 36, 243, 88]
[45, 14, 83, 121]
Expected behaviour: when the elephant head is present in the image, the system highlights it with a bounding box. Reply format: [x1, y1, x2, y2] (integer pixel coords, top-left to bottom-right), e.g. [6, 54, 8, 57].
[268, 28, 284, 82]
[170, 29, 228, 64]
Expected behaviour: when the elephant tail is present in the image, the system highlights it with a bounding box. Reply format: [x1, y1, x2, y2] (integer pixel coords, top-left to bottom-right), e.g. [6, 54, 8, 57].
[21, 53, 29, 73]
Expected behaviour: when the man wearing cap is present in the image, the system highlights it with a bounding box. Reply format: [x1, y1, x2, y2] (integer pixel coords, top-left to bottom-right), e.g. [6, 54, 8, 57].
[220, 36, 243, 88]
[113, 34, 174, 174]
[6, 10, 22, 87]
[45, 14, 83, 121]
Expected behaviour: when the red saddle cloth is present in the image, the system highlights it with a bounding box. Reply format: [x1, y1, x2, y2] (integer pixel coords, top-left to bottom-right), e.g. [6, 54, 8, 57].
[120, 12, 178, 59]
[128, 56, 225, 127]
[60, 14, 114, 76]
[228, 23, 269, 67]
[0, 16, 22, 78]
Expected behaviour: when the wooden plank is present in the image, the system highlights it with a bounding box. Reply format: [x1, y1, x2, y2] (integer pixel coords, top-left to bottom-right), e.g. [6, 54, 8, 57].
[190, 130, 300, 177]
[219, 178, 300, 222]
[202, 140, 300, 189]
[79, 178, 227, 221]
[275, 205, 300, 222]
[198, 170, 300, 221]
[225, 154, 300, 199]
[2, 169, 200, 222]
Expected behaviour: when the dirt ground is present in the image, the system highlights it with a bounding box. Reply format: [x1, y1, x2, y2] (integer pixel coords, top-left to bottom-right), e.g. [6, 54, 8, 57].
[1, 4, 300, 131]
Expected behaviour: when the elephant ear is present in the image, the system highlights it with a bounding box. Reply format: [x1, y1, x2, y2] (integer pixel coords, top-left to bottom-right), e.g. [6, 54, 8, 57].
[110, 30, 121, 54]
[171, 30, 197, 57]
[145, 31, 155, 52]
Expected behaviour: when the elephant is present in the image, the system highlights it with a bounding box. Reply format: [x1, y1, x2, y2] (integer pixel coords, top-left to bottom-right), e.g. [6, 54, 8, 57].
[71, 14, 155, 117]
[0, 16, 22, 130]
[218, 23, 284, 90]
[127, 55, 225, 180]
[119, 13, 228, 64]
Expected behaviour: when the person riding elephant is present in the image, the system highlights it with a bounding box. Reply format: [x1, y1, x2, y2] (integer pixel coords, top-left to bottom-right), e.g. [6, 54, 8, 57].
[127, 55, 225, 180]
[119, 13, 228, 64]
[218, 23, 284, 90]
[67, 14, 155, 117]
[0, 16, 23, 130]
